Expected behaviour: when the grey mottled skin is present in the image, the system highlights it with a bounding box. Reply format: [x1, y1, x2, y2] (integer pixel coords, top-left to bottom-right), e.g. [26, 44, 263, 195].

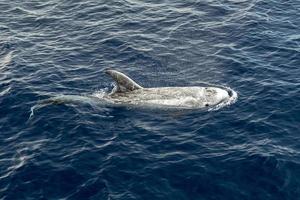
[105, 69, 142, 92]
[36, 70, 234, 111]
[103, 69, 231, 109]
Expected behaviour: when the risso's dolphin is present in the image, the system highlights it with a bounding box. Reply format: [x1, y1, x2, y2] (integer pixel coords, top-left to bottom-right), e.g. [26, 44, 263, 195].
[31, 69, 237, 117]
[100, 69, 237, 109]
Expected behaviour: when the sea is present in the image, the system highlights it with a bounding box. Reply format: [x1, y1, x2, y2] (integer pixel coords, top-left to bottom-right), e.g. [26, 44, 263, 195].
[0, 0, 299, 199]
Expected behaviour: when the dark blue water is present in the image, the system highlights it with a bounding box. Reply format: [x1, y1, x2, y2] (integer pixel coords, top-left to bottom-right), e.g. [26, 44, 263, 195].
[1, 0, 300, 199]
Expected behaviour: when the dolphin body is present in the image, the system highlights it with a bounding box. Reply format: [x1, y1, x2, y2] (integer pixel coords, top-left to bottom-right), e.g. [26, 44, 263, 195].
[97, 69, 236, 109]
[33, 69, 237, 114]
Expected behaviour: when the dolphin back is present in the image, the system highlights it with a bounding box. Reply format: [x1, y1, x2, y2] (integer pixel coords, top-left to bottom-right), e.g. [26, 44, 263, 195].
[105, 69, 143, 93]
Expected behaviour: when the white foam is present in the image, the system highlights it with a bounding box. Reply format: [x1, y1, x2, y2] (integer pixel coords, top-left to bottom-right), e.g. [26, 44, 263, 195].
[0, 51, 13, 69]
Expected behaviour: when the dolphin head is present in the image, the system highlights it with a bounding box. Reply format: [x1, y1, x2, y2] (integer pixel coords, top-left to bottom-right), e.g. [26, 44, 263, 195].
[204, 87, 230, 106]
[215, 87, 230, 101]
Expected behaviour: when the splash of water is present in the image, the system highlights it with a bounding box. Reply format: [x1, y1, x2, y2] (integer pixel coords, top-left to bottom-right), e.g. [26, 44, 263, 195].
[0, 51, 13, 69]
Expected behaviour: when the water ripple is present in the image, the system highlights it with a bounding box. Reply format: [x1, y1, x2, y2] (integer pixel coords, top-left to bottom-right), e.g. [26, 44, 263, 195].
[0, 0, 299, 199]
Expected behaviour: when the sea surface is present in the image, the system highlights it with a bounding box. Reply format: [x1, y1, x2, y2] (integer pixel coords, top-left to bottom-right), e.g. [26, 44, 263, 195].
[0, 0, 299, 199]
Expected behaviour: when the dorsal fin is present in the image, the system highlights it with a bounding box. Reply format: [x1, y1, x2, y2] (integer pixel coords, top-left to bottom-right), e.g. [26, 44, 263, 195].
[105, 69, 143, 93]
